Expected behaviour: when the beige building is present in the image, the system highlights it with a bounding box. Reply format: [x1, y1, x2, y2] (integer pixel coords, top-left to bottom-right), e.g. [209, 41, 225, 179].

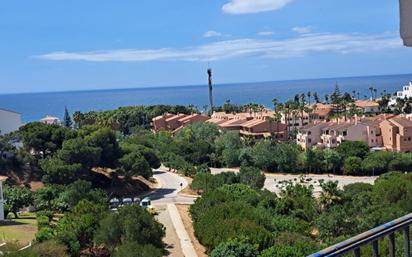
[207, 111, 288, 140]
[355, 100, 380, 114]
[151, 113, 209, 134]
[380, 117, 412, 153]
[297, 122, 330, 149]
[239, 118, 288, 140]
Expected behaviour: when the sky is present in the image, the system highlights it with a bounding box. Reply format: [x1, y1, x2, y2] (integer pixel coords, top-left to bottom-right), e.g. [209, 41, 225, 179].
[1, 0, 412, 94]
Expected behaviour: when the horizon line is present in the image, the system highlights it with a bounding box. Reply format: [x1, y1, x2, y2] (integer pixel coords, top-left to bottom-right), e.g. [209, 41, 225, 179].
[1, 72, 412, 96]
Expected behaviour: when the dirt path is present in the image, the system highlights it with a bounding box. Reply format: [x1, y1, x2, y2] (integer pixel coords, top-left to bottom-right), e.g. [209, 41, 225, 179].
[176, 205, 208, 257]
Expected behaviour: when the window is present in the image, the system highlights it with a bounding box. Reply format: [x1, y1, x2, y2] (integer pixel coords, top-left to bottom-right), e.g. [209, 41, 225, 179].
[308, 139, 312, 143]
[343, 131, 347, 136]
[308, 131, 312, 135]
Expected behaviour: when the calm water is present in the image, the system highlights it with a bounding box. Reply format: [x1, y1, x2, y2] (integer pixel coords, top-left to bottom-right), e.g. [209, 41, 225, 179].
[1, 74, 412, 122]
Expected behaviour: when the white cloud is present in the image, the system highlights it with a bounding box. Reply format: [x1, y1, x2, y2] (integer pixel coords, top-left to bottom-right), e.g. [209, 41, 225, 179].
[292, 26, 315, 34]
[35, 32, 402, 62]
[258, 31, 274, 36]
[222, 0, 294, 14]
[203, 30, 223, 38]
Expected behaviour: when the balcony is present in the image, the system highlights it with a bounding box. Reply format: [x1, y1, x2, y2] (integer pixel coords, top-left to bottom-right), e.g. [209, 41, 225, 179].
[308, 213, 411, 257]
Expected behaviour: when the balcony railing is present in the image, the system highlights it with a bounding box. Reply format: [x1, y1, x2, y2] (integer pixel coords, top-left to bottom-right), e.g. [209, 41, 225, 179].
[307, 213, 412, 257]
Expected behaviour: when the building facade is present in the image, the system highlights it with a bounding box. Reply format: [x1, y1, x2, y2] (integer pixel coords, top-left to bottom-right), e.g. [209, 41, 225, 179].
[0, 108, 22, 135]
[380, 117, 412, 152]
[151, 113, 210, 134]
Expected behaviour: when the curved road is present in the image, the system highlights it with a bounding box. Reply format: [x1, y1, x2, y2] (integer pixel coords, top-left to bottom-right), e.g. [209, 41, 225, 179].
[150, 170, 197, 204]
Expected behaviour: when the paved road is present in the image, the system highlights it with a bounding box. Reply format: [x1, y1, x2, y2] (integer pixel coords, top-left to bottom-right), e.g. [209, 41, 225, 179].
[150, 170, 196, 205]
[210, 167, 377, 195]
[151, 170, 198, 257]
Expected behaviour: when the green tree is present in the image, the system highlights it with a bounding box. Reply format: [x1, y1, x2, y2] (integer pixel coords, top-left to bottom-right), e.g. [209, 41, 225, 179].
[336, 141, 369, 159]
[58, 180, 108, 211]
[323, 150, 341, 173]
[118, 152, 152, 179]
[54, 200, 107, 256]
[343, 156, 362, 175]
[388, 154, 412, 172]
[85, 128, 122, 168]
[19, 122, 76, 157]
[63, 107, 73, 128]
[94, 205, 164, 252]
[57, 138, 101, 169]
[3, 185, 33, 218]
[361, 151, 394, 175]
[40, 158, 82, 184]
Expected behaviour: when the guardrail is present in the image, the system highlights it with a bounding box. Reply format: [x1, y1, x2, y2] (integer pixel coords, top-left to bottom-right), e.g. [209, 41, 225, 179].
[308, 213, 412, 257]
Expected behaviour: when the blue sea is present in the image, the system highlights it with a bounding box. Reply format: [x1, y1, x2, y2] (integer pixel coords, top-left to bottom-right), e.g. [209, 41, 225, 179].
[1, 74, 412, 122]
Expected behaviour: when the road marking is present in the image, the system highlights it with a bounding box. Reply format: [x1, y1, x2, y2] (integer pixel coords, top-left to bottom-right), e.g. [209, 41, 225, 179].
[167, 203, 198, 257]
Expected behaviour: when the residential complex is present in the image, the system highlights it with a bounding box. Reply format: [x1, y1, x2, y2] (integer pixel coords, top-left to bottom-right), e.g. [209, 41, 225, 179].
[297, 115, 412, 153]
[152, 111, 288, 139]
[151, 113, 210, 134]
[0, 108, 22, 135]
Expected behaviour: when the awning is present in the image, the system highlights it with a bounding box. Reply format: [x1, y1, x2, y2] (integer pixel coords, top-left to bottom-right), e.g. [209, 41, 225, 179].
[400, 0, 412, 46]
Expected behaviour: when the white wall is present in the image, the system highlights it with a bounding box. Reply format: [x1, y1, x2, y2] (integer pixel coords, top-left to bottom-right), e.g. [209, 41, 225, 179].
[0, 181, 4, 220]
[0, 109, 22, 135]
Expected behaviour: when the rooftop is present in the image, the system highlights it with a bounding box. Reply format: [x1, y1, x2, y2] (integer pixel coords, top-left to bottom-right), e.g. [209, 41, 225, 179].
[355, 100, 379, 108]
[389, 117, 412, 128]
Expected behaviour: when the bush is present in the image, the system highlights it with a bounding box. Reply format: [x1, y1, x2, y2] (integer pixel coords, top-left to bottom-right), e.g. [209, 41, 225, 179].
[36, 215, 50, 229]
[211, 238, 259, 257]
[31, 240, 69, 257]
[239, 166, 265, 189]
[113, 242, 163, 257]
[36, 227, 55, 243]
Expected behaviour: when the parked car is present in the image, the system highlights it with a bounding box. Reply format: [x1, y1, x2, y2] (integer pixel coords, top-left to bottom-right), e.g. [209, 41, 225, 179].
[140, 197, 155, 214]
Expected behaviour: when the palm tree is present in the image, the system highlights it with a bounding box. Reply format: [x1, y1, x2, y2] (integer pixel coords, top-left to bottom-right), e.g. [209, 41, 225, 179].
[324, 94, 329, 104]
[307, 91, 312, 105]
[313, 92, 320, 103]
[202, 105, 209, 114]
[373, 88, 378, 100]
[369, 86, 374, 100]
[352, 90, 356, 100]
[207, 68, 214, 114]
[73, 111, 84, 129]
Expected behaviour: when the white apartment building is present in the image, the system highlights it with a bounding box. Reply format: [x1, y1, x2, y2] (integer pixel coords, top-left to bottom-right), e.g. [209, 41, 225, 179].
[389, 82, 412, 106]
[40, 116, 61, 125]
[0, 108, 22, 135]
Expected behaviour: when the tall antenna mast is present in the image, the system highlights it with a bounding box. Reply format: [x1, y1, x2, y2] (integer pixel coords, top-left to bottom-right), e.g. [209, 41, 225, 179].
[207, 66, 214, 115]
